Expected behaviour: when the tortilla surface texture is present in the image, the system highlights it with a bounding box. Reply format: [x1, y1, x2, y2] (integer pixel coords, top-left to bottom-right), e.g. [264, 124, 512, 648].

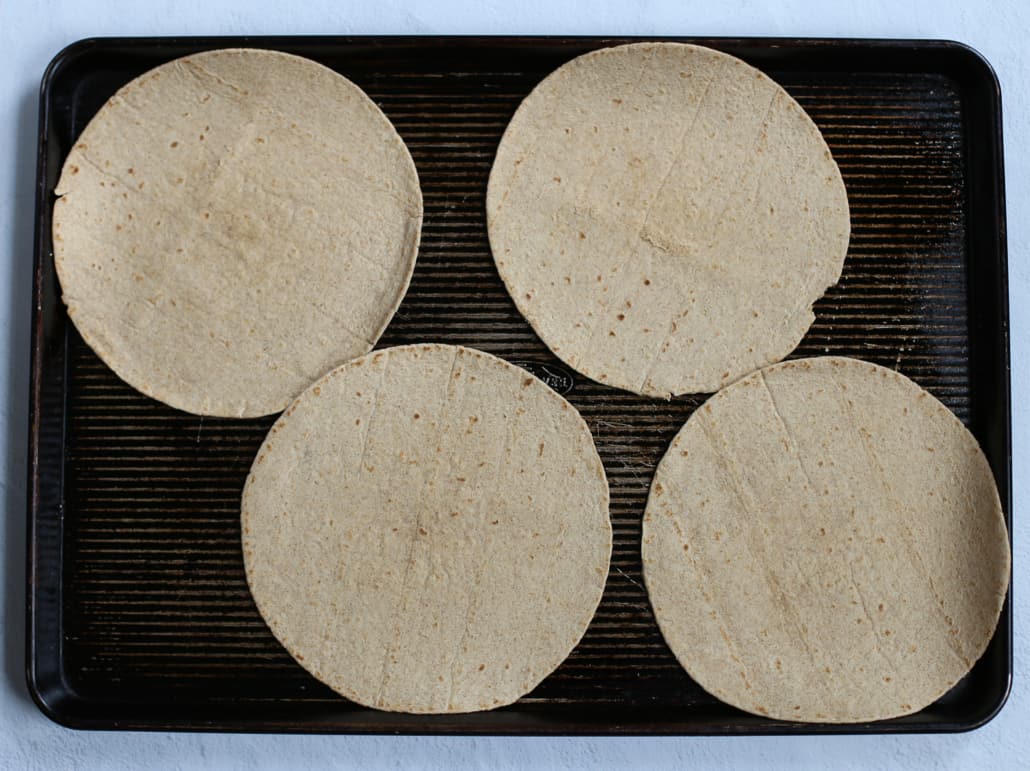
[488, 42, 849, 397]
[642, 356, 1009, 723]
[242, 343, 612, 713]
[54, 48, 422, 416]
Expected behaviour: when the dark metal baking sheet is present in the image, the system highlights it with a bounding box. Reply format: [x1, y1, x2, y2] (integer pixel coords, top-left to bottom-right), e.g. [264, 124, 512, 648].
[27, 36, 1011, 734]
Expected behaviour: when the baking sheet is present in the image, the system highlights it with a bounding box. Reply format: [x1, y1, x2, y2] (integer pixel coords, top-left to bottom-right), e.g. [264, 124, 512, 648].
[27, 36, 1011, 734]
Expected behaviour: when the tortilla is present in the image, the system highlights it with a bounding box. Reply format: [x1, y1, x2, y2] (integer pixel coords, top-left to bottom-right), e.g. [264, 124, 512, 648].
[641, 356, 1009, 723]
[487, 42, 849, 397]
[53, 48, 422, 417]
[241, 344, 612, 713]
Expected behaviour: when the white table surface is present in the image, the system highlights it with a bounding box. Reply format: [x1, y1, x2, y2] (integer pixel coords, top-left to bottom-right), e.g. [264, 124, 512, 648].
[1, 1, 1025, 768]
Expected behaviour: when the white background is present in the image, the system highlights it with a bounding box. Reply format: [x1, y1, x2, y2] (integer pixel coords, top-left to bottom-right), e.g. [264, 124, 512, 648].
[1, 1, 1025, 769]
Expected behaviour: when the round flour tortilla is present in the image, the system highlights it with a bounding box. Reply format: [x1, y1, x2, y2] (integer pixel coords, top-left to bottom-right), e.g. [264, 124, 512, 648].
[53, 48, 422, 417]
[642, 357, 1010, 723]
[242, 344, 612, 713]
[487, 43, 850, 397]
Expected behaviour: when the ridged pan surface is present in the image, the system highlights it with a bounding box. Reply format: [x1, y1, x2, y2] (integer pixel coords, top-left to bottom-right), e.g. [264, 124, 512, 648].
[29, 37, 1010, 734]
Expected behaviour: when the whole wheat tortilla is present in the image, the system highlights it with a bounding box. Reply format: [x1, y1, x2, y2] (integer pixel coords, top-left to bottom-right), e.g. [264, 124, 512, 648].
[642, 357, 1009, 723]
[53, 48, 422, 417]
[487, 43, 849, 397]
[242, 344, 612, 713]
